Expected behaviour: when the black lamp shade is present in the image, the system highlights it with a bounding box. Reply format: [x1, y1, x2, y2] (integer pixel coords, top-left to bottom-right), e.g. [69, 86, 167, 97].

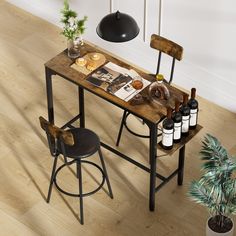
[96, 11, 140, 43]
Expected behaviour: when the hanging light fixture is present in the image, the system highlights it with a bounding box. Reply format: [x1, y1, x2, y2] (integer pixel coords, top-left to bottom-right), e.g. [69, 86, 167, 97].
[96, 11, 140, 43]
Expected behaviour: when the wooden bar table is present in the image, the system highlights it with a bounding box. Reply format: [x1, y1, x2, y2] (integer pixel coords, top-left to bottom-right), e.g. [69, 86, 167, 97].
[44, 42, 202, 212]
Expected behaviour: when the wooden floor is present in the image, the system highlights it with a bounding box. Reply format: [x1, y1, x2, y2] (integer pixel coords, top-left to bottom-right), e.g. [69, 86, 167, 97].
[1, 2, 236, 235]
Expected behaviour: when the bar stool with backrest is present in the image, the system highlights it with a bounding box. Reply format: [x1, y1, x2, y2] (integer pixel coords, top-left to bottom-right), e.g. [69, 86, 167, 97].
[39, 116, 113, 225]
[116, 34, 183, 147]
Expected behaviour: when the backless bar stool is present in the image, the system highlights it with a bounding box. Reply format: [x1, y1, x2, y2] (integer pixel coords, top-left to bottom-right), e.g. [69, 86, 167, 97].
[39, 116, 113, 224]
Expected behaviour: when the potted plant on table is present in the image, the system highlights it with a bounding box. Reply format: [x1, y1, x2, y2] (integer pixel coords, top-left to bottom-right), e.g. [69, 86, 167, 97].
[188, 134, 236, 236]
[60, 0, 87, 58]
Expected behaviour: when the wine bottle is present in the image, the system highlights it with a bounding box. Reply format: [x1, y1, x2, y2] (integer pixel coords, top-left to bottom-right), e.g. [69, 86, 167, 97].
[172, 100, 182, 143]
[162, 107, 174, 150]
[188, 88, 198, 129]
[180, 94, 190, 136]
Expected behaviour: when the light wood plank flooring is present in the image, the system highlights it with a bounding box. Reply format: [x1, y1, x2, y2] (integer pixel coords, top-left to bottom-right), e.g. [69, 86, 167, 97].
[0, 2, 236, 235]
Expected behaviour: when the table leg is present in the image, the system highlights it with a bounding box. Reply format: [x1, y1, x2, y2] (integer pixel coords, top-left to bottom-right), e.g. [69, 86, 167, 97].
[78, 86, 85, 128]
[149, 122, 157, 211]
[45, 67, 54, 123]
[178, 145, 185, 185]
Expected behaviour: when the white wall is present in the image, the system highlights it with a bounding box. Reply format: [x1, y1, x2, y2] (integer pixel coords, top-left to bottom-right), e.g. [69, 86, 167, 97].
[7, 0, 236, 112]
[162, 0, 236, 112]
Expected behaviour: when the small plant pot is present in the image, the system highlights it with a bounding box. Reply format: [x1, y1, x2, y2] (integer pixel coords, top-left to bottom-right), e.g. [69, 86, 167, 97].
[206, 217, 234, 236]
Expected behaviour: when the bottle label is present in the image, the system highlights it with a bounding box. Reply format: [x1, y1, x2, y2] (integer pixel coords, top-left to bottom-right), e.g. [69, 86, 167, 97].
[190, 109, 198, 126]
[174, 122, 181, 140]
[162, 128, 173, 147]
[182, 115, 190, 133]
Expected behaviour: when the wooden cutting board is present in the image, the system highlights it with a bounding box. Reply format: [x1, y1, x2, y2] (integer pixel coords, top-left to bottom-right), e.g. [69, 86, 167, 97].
[71, 52, 107, 75]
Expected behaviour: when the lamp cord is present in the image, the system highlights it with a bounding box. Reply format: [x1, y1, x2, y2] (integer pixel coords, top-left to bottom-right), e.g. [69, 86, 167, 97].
[158, 0, 162, 35]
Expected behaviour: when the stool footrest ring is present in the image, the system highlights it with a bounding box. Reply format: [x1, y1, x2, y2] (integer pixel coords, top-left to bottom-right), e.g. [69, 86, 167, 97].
[54, 159, 106, 198]
[124, 113, 150, 138]
[124, 112, 162, 138]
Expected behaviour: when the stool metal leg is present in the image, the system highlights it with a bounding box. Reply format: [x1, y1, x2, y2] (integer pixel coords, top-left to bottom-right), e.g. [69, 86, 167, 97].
[77, 159, 84, 225]
[116, 110, 127, 146]
[98, 148, 113, 199]
[47, 155, 58, 203]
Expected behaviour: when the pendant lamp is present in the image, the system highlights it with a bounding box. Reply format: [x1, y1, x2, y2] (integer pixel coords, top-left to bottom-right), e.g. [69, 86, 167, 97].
[96, 11, 140, 43]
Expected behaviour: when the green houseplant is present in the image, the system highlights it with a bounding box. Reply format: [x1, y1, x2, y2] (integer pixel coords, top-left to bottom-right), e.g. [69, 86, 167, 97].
[188, 134, 236, 236]
[60, 0, 87, 58]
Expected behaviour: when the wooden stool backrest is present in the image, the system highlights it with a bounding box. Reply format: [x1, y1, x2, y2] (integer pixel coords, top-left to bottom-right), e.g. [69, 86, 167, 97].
[150, 34, 183, 84]
[150, 34, 183, 61]
[39, 116, 74, 146]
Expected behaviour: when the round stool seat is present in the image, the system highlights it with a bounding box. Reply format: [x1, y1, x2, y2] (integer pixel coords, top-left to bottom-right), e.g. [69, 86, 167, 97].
[58, 128, 100, 159]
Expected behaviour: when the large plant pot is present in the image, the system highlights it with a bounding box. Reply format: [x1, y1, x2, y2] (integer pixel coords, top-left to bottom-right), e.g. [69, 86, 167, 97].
[206, 217, 234, 236]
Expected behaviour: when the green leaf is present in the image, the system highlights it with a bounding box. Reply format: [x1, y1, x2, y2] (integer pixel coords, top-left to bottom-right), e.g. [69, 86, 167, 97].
[60, 0, 87, 40]
[187, 134, 236, 224]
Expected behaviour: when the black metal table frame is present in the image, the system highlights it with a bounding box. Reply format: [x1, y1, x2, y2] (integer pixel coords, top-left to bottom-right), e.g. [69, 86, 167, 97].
[45, 66, 185, 212]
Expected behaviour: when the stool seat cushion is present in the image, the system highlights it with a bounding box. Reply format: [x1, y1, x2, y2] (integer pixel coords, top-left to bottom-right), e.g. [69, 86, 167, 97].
[58, 128, 100, 159]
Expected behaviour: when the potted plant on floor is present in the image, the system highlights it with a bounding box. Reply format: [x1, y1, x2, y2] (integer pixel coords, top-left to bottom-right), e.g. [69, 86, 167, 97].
[188, 134, 236, 236]
[60, 0, 87, 58]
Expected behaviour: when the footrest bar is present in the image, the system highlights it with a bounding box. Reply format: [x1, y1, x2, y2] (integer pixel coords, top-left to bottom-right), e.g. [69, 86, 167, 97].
[67, 124, 76, 129]
[100, 142, 166, 181]
[155, 169, 179, 192]
[60, 114, 81, 129]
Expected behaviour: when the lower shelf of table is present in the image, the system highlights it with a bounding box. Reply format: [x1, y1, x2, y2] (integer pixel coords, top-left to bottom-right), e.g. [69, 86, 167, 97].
[157, 124, 203, 156]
